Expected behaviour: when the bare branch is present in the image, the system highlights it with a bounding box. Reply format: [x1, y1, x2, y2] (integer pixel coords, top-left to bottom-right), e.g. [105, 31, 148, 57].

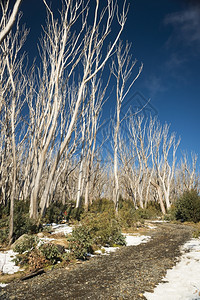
[0, 0, 23, 44]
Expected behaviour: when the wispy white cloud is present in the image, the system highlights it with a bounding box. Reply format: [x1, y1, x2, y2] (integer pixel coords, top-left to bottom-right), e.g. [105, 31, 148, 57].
[144, 74, 167, 99]
[164, 53, 188, 82]
[164, 6, 200, 46]
[166, 53, 186, 69]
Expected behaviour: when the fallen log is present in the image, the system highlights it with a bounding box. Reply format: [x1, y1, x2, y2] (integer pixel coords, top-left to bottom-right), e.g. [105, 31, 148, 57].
[21, 269, 45, 281]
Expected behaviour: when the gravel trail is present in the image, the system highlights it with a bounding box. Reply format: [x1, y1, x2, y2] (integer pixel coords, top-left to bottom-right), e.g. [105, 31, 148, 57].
[0, 223, 193, 300]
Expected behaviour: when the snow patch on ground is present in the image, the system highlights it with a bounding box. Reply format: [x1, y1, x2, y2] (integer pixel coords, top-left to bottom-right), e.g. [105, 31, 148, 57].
[147, 224, 157, 229]
[94, 234, 151, 255]
[95, 246, 119, 255]
[0, 250, 20, 275]
[0, 283, 8, 287]
[51, 223, 73, 235]
[150, 220, 169, 223]
[124, 234, 151, 246]
[37, 236, 56, 247]
[144, 238, 200, 300]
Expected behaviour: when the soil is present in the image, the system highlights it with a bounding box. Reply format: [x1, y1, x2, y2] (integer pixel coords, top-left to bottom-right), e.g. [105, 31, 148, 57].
[0, 222, 194, 300]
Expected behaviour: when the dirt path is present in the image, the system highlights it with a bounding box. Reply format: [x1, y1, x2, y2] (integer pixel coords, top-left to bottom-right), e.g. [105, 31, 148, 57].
[0, 223, 193, 300]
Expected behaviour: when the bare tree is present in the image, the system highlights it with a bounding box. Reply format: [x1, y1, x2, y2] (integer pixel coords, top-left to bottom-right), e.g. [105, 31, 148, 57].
[27, 0, 128, 220]
[83, 73, 109, 210]
[111, 40, 142, 212]
[156, 125, 180, 210]
[175, 152, 198, 196]
[121, 116, 180, 214]
[0, 12, 28, 243]
[124, 116, 155, 209]
[0, 0, 23, 44]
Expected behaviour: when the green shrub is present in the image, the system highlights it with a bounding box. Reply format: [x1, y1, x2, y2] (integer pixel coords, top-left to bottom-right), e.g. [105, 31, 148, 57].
[39, 243, 62, 264]
[80, 211, 126, 247]
[175, 189, 200, 223]
[67, 211, 126, 259]
[44, 202, 68, 223]
[67, 225, 93, 260]
[14, 251, 31, 266]
[118, 199, 136, 228]
[0, 203, 10, 218]
[14, 249, 47, 269]
[0, 216, 9, 228]
[0, 200, 40, 243]
[192, 230, 200, 238]
[131, 201, 162, 221]
[43, 202, 84, 223]
[90, 198, 115, 214]
[0, 214, 9, 245]
[164, 205, 176, 221]
[144, 201, 162, 219]
[118, 200, 162, 227]
[14, 214, 39, 240]
[68, 206, 84, 221]
[134, 208, 149, 220]
[13, 235, 38, 254]
[0, 227, 9, 245]
[12, 200, 40, 240]
[42, 225, 53, 233]
[14, 200, 29, 214]
[61, 251, 74, 262]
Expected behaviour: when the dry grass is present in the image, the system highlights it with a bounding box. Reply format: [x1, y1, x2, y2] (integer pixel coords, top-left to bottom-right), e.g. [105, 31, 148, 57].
[0, 270, 26, 284]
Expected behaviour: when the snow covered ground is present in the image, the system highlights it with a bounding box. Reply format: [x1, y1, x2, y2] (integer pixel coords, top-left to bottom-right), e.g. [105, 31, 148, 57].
[0, 250, 20, 276]
[51, 223, 73, 235]
[144, 238, 200, 300]
[93, 234, 151, 255]
[124, 234, 151, 246]
[150, 220, 169, 223]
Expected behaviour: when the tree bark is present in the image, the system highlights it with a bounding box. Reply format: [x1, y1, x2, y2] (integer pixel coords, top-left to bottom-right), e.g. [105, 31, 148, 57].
[0, 0, 23, 44]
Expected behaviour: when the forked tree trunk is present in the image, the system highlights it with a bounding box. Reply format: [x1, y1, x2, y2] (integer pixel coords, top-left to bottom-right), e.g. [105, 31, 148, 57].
[150, 181, 166, 215]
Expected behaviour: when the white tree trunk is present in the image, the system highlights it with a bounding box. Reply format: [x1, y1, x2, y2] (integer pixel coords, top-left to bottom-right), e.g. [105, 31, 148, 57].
[0, 0, 23, 44]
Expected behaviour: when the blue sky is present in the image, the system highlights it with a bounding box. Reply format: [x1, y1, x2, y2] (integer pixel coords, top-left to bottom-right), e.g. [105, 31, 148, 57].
[124, 0, 200, 157]
[18, 0, 200, 158]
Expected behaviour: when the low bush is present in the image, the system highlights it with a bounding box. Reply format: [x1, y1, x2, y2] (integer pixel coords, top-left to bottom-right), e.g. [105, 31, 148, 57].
[90, 198, 115, 214]
[144, 201, 162, 219]
[14, 214, 39, 240]
[39, 243, 63, 264]
[175, 189, 200, 223]
[118, 199, 162, 227]
[68, 206, 84, 221]
[81, 211, 126, 247]
[14, 249, 47, 271]
[0, 203, 10, 218]
[43, 202, 68, 224]
[14, 240, 65, 268]
[164, 205, 176, 221]
[192, 230, 200, 238]
[0, 200, 40, 243]
[61, 251, 75, 263]
[67, 225, 93, 260]
[67, 211, 126, 259]
[0, 227, 9, 245]
[14, 251, 31, 267]
[13, 200, 40, 239]
[0, 213, 9, 245]
[118, 199, 136, 228]
[43, 202, 84, 223]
